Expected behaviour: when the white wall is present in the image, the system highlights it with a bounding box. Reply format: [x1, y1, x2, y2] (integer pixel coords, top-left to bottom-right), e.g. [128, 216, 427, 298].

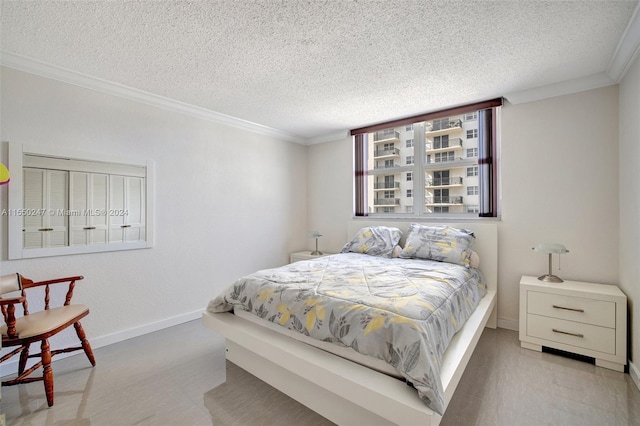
[619, 52, 640, 378]
[0, 67, 308, 359]
[306, 138, 353, 253]
[308, 86, 620, 330]
[499, 86, 619, 324]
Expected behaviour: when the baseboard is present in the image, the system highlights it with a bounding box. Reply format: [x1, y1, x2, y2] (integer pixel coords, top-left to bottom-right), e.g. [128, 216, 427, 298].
[90, 309, 204, 349]
[630, 360, 640, 392]
[497, 318, 519, 331]
[1, 309, 204, 378]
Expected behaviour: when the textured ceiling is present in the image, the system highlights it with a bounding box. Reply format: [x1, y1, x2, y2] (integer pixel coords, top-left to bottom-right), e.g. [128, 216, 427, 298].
[1, 1, 638, 142]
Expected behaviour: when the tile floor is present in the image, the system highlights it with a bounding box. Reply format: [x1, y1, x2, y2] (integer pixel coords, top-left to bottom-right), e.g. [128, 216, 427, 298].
[1, 319, 638, 425]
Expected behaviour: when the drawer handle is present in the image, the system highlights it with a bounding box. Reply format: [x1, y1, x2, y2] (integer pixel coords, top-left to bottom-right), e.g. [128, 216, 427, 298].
[120, 225, 131, 228]
[38, 228, 54, 232]
[552, 305, 584, 313]
[552, 328, 584, 338]
[83, 226, 96, 230]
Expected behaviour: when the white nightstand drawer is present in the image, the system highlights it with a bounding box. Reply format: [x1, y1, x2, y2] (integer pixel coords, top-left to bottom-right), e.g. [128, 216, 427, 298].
[527, 314, 616, 354]
[527, 291, 615, 328]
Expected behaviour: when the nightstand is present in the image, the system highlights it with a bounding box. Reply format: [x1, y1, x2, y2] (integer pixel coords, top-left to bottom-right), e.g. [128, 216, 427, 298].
[519, 275, 627, 372]
[289, 251, 334, 263]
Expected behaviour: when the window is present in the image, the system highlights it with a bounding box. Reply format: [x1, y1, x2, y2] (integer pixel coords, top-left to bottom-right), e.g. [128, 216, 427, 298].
[431, 118, 451, 131]
[383, 175, 395, 189]
[432, 170, 450, 186]
[8, 143, 154, 259]
[434, 152, 454, 163]
[351, 98, 501, 217]
[433, 135, 449, 149]
[405, 124, 413, 131]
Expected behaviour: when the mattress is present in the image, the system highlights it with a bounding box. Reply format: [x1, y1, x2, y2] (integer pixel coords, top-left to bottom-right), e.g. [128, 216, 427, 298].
[208, 252, 487, 414]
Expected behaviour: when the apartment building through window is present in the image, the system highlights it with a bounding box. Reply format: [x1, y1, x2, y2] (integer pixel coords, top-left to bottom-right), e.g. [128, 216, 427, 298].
[351, 98, 502, 217]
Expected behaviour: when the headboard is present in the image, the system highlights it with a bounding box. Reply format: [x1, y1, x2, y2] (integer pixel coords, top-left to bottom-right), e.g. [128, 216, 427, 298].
[346, 220, 498, 296]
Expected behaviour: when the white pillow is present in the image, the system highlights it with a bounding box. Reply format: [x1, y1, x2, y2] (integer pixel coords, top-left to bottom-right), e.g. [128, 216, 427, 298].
[400, 223, 476, 267]
[341, 226, 403, 258]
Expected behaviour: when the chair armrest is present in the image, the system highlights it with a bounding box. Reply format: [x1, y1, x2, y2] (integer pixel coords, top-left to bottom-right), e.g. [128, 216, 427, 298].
[21, 275, 84, 288]
[20, 275, 85, 310]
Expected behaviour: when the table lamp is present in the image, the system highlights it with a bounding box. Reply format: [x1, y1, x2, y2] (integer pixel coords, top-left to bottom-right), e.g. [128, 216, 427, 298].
[310, 231, 323, 255]
[532, 243, 569, 283]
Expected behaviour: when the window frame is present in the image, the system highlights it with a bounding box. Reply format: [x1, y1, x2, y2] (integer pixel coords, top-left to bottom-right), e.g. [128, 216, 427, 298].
[351, 98, 502, 219]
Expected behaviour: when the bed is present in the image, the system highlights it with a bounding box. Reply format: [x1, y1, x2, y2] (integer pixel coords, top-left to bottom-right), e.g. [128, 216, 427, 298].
[202, 220, 497, 425]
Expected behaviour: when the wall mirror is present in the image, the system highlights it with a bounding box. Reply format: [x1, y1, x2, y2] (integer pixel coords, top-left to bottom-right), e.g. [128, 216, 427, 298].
[7, 143, 154, 259]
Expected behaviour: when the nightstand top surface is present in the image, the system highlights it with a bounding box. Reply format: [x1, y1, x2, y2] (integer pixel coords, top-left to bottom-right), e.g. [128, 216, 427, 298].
[520, 275, 625, 298]
[291, 250, 334, 256]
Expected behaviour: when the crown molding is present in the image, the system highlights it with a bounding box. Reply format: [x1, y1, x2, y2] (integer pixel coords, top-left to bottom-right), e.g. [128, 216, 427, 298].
[504, 72, 616, 105]
[507, 2, 640, 106]
[0, 51, 304, 144]
[303, 130, 350, 145]
[607, 1, 640, 82]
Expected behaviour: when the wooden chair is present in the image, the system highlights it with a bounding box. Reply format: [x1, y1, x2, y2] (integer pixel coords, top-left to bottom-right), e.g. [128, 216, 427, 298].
[0, 273, 96, 407]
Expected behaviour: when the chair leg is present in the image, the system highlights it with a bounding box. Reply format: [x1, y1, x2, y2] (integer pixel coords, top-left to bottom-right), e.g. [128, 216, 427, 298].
[18, 345, 30, 374]
[41, 339, 54, 407]
[74, 321, 96, 366]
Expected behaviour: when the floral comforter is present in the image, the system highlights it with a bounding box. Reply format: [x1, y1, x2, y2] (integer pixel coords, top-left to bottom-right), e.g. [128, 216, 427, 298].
[207, 253, 487, 415]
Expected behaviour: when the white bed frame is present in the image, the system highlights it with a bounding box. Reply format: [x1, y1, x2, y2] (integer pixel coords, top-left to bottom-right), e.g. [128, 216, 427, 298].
[202, 220, 497, 425]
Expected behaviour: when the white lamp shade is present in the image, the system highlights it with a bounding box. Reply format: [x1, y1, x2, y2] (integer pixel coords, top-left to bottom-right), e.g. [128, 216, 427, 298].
[0, 273, 22, 295]
[533, 243, 569, 254]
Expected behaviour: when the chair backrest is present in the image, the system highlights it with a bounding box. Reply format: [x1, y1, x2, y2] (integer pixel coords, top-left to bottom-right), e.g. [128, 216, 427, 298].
[0, 273, 22, 295]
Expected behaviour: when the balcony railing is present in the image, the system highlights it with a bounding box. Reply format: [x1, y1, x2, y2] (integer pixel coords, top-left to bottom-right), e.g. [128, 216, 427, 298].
[373, 198, 400, 206]
[425, 196, 464, 205]
[426, 177, 463, 187]
[426, 119, 462, 132]
[374, 182, 400, 190]
[426, 138, 463, 151]
[373, 130, 400, 142]
[373, 147, 401, 157]
[425, 156, 463, 164]
[374, 162, 399, 169]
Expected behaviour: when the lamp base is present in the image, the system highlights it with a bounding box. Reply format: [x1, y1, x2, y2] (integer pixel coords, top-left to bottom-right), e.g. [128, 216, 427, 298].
[310, 250, 323, 256]
[538, 274, 564, 283]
